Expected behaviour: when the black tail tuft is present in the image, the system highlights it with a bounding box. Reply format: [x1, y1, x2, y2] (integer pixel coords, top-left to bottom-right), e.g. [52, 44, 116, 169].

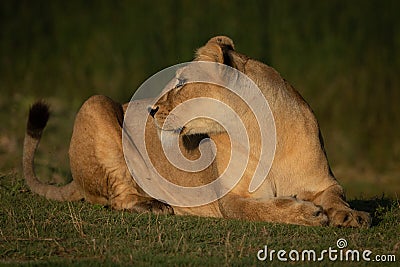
[27, 101, 50, 139]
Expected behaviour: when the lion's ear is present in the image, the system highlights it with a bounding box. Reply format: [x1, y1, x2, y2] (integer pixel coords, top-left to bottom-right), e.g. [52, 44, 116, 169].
[207, 36, 235, 51]
[195, 36, 235, 65]
[195, 43, 224, 63]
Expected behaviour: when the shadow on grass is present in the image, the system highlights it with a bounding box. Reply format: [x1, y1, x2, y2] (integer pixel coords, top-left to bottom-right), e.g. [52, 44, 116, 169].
[349, 196, 398, 226]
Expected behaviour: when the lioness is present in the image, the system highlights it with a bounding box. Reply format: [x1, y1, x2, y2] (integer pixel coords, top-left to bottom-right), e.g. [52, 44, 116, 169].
[23, 36, 371, 227]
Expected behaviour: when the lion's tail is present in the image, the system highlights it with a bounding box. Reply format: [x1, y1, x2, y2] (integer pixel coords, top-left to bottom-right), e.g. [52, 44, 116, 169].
[23, 101, 83, 201]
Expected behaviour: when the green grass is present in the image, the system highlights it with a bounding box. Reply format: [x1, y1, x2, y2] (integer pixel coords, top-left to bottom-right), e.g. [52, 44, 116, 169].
[0, 173, 399, 266]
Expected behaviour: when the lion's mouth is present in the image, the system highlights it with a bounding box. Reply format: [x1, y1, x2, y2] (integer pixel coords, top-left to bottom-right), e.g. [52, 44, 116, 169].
[172, 126, 185, 134]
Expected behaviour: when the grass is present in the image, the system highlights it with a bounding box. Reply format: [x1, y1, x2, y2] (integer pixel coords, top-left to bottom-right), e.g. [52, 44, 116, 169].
[0, 173, 399, 266]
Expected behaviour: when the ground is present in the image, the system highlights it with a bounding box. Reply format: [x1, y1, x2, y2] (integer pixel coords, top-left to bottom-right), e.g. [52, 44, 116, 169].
[0, 172, 399, 266]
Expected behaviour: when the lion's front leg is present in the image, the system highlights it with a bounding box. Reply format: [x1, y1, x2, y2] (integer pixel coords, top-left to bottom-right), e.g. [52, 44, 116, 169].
[311, 184, 371, 227]
[218, 194, 328, 226]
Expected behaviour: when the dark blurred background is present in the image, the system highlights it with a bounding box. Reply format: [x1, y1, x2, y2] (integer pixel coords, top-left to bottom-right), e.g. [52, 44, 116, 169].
[1, 0, 399, 197]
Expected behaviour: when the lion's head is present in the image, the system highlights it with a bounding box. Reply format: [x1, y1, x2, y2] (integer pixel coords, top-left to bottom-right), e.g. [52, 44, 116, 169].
[149, 36, 260, 142]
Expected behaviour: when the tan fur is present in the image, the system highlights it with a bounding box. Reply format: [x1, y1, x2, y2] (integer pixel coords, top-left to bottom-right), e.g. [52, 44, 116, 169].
[23, 36, 371, 227]
[23, 95, 223, 216]
[151, 36, 371, 227]
[23, 96, 173, 214]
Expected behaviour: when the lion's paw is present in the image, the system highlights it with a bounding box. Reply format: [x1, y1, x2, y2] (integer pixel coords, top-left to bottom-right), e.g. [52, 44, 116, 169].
[328, 209, 371, 228]
[149, 200, 174, 215]
[297, 202, 329, 226]
[133, 200, 174, 215]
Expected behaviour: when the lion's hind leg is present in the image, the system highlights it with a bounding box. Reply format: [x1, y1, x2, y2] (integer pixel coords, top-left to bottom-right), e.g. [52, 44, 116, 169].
[70, 95, 173, 215]
[218, 194, 328, 226]
[106, 168, 173, 215]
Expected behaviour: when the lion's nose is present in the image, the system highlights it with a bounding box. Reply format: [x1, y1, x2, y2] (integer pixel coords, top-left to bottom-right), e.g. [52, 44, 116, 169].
[148, 106, 159, 118]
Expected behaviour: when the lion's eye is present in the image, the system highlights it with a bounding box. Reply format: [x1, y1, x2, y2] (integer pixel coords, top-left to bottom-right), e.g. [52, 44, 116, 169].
[175, 78, 186, 89]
